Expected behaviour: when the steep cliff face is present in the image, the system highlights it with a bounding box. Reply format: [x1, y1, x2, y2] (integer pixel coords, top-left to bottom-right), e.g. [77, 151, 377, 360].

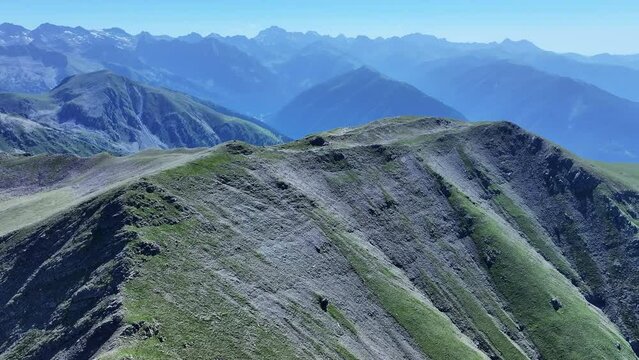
[1, 117, 638, 359]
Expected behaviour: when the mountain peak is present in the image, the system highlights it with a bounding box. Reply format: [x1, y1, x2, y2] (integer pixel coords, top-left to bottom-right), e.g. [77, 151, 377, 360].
[51, 70, 132, 97]
[254, 26, 322, 43]
[57, 69, 121, 82]
[0, 23, 28, 33]
[33, 22, 78, 32]
[136, 31, 160, 42]
[500, 38, 540, 52]
[178, 32, 204, 43]
[103, 27, 130, 37]
[351, 65, 381, 76]
[271, 67, 464, 138]
[256, 26, 288, 38]
[0, 71, 285, 155]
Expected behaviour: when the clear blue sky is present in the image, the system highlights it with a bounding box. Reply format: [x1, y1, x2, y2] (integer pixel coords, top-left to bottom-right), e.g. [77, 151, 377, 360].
[1, 0, 637, 55]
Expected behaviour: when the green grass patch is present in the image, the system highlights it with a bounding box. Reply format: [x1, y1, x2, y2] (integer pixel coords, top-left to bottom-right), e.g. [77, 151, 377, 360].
[446, 282, 528, 359]
[491, 189, 581, 285]
[335, 344, 359, 360]
[327, 304, 358, 335]
[557, 221, 605, 292]
[326, 170, 360, 188]
[589, 161, 639, 191]
[159, 150, 237, 178]
[434, 268, 529, 360]
[1, 329, 51, 359]
[381, 160, 402, 173]
[456, 147, 582, 287]
[0, 188, 75, 237]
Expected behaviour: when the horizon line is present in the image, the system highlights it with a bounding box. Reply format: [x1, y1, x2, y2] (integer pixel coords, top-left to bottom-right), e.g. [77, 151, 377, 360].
[2, 21, 637, 57]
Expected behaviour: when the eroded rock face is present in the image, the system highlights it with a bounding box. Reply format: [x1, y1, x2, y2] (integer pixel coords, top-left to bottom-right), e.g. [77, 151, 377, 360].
[540, 150, 601, 197]
[465, 122, 639, 344]
[568, 168, 601, 195]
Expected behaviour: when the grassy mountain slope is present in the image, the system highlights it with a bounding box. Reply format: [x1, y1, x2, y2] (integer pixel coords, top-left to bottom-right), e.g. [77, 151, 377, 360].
[1, 117, 639, 359]
[0, 148, 210, 237]
[0, 71, 286, 156]
[270, 67, 464, 138]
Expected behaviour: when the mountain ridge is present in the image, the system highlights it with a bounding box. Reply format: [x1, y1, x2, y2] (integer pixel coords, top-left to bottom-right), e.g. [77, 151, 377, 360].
[2, 22, 638, 114]
[2, 116, 638, 359]
[0, 71, 286, 155]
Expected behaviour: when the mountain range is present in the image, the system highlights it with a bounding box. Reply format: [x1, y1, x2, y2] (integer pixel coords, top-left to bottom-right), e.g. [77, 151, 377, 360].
[0, 23, 638, 161]
[2, 117, 639, 359]
[0, 71, 285, 156]
[410, 58, 639, 161]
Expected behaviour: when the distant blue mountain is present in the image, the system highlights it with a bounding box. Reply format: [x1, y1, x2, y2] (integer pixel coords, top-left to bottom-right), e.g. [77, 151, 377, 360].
[270, 67, 464, 138]
[567, 53, 639, 71]
[273, 42, 361, 97]
[134, 36, 283, 114]
[410, 58, 639, 161]
[0, 23, 638, 160]
[214, 28, 639, 103]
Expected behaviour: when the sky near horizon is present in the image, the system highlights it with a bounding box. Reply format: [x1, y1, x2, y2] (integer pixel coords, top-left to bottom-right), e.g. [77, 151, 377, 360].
[0, 1, 637, 55]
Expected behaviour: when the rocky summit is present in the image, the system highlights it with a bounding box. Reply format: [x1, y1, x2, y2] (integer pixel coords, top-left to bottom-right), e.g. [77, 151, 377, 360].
[1, 116, 638, 359]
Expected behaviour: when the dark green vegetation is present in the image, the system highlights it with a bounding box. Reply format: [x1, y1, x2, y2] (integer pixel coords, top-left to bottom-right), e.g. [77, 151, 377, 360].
[1, 117, 639, 359]
[270, 67, 464, 138]
[0, 71, 286, 156]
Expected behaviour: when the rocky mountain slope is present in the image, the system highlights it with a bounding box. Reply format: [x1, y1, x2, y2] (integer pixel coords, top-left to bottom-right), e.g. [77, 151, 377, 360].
[270, 67, 464, 138]
[0, 71, 286, 156]
[1, 117, 638, 359]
